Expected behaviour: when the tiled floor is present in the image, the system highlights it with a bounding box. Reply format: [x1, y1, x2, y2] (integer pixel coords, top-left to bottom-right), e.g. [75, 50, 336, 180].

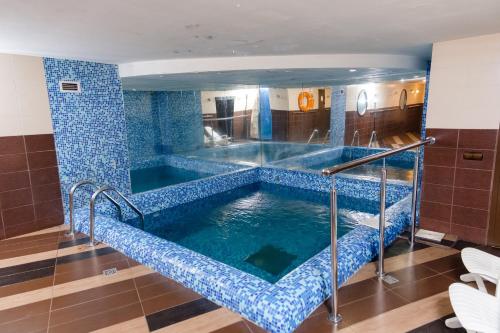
[0, 224, 491, 333]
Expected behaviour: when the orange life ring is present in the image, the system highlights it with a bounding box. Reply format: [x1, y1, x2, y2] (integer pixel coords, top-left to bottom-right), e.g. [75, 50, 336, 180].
[298, 92, 314, 112]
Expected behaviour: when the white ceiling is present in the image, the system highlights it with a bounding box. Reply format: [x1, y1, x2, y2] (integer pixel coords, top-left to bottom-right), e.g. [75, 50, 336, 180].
[1, 0, 500, 64]
[1, 0, 499, 89]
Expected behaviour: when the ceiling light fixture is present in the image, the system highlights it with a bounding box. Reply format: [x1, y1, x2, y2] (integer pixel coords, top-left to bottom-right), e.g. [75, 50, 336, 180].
[349, 69, 357, 72]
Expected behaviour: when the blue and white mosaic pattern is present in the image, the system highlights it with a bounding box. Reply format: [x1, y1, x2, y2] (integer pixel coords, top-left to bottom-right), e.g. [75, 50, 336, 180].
[157, 91, 204, 153]
[43, 58, 132, 215]
[330, 86, 347, 146]
[123, 91, 162, 167]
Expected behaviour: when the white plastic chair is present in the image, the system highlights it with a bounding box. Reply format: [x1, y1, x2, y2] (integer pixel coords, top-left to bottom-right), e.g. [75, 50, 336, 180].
[446, 247, 500, 329]
[448, 282, 500, 333]
[460, 247, 500, 292]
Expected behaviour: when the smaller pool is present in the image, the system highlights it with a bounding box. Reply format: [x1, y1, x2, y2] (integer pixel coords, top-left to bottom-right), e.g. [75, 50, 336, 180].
[279, 147, 415, 181]
[307, 160, 413, 181]
[130, 166, 211, 193]
[126, 182, 384, 282]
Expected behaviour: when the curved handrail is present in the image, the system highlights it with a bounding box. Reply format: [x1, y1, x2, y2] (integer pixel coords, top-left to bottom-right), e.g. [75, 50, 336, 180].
[350, 130, 360, 147]
[307, 129, 319, 144]
[88, 185, 144, 246]
[322, 130, 331, 144]
[67, 180, 123, 236]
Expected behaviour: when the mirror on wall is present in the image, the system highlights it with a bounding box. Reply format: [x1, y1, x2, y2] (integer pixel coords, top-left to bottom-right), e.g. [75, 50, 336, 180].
[121, 85, 262, 193]
[356, 89, 368, 116]
[346, 79, 426, 149]
[120, 71, 427, 192]
[399, 88, 408, 112]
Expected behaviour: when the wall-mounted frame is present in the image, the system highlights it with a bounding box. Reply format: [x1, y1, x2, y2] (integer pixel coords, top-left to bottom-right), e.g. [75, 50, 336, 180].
[356, 89, 368, 116]
[399, 88, 408, 111]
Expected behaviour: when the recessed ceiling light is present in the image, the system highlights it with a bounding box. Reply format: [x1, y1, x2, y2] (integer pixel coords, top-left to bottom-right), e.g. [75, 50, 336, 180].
[400, 79, 405, 82]
[349, 69, 357, 72]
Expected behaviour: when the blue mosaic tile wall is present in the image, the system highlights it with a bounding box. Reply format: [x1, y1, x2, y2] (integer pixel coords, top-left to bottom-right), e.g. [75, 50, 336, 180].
[259, 88, 272, 140]
[330, 86, 347, 146]
[123, 90, 162, 167]
[156, 91, 204, 153]
[43, 58, 132, 214]
[416, 61, 432, 224]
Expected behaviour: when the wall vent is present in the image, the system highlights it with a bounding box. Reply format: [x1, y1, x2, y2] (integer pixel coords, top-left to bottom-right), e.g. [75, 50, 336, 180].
[59, 81, 81, 93]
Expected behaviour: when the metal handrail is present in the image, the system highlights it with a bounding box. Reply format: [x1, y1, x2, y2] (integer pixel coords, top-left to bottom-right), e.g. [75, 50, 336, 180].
[368, 130, 377, 147]
[88, 185, 144, 246]
[350, 130, 360, 146]
[322, 130, 331, 144]
[307, 129, 319, 144]
[66, 180, 123, 237]
[203, 114, 251, 121]
[322, 136, 435, 325]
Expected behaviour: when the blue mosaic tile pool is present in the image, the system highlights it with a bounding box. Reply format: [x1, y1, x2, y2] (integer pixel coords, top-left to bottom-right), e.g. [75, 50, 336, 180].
[126, 182, 384, 283]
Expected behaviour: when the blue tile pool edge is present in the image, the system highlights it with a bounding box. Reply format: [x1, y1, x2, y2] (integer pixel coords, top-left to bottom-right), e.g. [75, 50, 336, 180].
[72, 192, 412, 333]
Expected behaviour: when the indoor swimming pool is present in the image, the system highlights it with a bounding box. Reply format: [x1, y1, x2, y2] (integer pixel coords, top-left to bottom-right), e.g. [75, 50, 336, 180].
[126, 182, 380, 282]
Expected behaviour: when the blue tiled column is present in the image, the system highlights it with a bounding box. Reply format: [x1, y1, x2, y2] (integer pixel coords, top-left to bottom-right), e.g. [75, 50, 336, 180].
[416, 61, 432, 225]
[259, 88, 272, 140]
[123, 91, 162, 166]
[43, 58, 132, 213]
[330, 86, 347, 146]
[153, 91, 204, 153]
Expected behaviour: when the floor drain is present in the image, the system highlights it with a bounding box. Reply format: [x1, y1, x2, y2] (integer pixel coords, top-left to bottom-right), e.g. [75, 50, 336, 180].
[382, 274, 399, 285]
[102, 267, 118, 276]
[245, 245, 296, 276]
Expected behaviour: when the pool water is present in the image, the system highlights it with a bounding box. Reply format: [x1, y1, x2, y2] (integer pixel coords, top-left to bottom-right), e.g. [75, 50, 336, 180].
[127, 182, 382, 282]
[130, 166, 212, 193]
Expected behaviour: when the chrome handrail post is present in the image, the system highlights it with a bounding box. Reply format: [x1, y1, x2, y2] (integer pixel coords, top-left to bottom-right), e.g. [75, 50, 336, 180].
[377, 164, 387, 279]
[410, 146, 421, 247]
[67, 179, 93, 237]
[328, 177, 342, 324]
[323, 130, 331, 144]
[307, 129, 319, 144]
[88, 186, 109, 247]
[351, 130, 360, 147]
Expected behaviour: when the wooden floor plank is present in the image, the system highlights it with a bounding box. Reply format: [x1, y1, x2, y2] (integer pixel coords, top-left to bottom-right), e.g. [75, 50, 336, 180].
[90, 316, 150, 333]
[152, 308, 242, 333]
[343, 291, 452, 332]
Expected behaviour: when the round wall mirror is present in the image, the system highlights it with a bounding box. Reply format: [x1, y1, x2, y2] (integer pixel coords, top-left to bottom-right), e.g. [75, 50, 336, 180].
[356, 90, 368, 116]
[399, 89, 408, 111]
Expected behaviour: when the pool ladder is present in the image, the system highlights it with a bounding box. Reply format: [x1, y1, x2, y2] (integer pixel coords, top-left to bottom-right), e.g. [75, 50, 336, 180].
[307, 129, 319, 144]
[321, 136, 436, 325]
[67, 180, 144, 246]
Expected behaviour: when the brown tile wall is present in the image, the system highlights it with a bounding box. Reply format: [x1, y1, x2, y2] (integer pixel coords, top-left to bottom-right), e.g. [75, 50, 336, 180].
[421, 128, 499, 244]
[271, 108, 331, 142]
[0, 134, 63, 239]
[345, 104, 423, 145]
